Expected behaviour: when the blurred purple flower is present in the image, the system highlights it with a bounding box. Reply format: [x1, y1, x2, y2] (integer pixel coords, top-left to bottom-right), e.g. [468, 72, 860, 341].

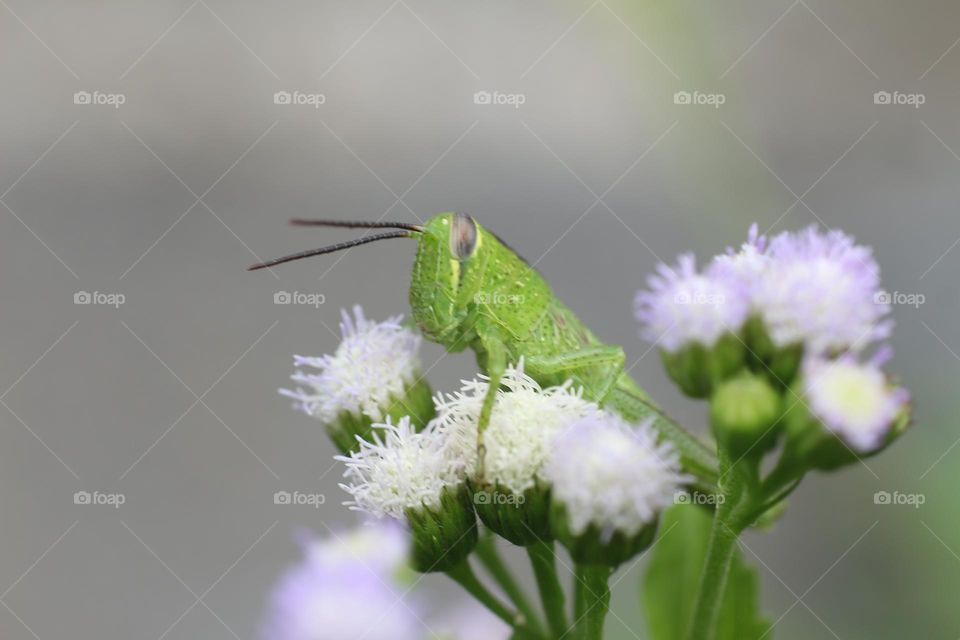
[634, 253, 749, 352]
[804, 355, 909, 452]
[261, 522, 421, 640]
[754, 225, 891, 355]
[707, 222, 771, 294]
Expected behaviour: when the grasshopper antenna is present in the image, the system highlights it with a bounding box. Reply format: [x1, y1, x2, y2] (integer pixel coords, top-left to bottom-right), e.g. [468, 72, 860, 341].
[248, 230, 414, 271]
[290, 219, 423, 233]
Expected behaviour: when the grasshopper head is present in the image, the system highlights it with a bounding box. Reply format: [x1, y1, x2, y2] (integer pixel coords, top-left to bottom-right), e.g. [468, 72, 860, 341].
[248, 212, 487, 346]
[409, 212, 485, 343]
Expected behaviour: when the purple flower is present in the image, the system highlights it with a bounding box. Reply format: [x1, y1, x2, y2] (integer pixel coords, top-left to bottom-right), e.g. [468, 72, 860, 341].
[804, 356, 909, 452]
[634, 253, 750, 352]
[753, 226, 891, 355]
[261, 523, 420, 640]
[707, 223, 771, 294]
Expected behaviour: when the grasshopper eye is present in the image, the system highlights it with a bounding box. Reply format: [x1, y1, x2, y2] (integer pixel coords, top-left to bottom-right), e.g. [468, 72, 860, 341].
[450, 213, 478, 259]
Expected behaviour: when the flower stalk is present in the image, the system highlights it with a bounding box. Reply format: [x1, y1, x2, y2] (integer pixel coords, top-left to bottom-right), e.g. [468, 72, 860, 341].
[527, 539, 569, 638]
[685, 450, 752, 640]
[445, 559, 519, 628]
[474, 533, 546, 638]
[573, 564, 612, 640]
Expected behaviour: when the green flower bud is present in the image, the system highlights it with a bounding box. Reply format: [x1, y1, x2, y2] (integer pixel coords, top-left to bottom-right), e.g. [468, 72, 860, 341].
[710, 372, 783, 457]
[550, 502, 657, 567]
[743, 315, 803, 387]
[405, 485, 478, 573]
[471, 480, 551, 546]
[661, 333, 744, 398]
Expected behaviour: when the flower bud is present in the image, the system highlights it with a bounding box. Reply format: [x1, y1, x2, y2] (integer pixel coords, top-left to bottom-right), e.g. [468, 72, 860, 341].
[710, 372, 783, 457]
[405, 485, 479, 573]
[661, 334, 745, 398]
[741, 315, 803, 387]
[550, 502, 658, 567]
[471, 480, 551, 546]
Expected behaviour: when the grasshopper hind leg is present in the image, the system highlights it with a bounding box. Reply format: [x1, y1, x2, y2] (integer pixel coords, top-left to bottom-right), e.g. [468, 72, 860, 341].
[523, 345, 626, 405]
[526, 346, 719, 486]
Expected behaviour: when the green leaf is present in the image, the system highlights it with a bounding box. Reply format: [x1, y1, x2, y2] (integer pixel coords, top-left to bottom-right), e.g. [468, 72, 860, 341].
[642, 505, 770, 640]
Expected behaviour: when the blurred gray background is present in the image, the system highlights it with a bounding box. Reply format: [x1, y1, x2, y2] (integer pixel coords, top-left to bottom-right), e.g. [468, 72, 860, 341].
[1, 0, 958, 638]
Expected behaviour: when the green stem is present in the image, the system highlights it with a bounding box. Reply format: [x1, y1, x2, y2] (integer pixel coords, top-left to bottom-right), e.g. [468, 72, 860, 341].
[527, 540, 569, 638]
[446, 559, 519, 628]
[475, 535, 545, 636]
[686, 452, 749, 640]
[573, 564, 611, 640]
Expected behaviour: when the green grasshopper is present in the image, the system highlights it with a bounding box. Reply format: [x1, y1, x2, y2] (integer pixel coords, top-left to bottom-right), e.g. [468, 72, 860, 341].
[251, 212, 716, 483]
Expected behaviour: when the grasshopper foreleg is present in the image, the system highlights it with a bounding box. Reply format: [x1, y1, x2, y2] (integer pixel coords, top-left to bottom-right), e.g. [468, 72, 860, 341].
[475, 334, 507, 482]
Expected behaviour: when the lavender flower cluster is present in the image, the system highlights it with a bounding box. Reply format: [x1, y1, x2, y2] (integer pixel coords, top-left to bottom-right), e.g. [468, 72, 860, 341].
[635, 224, 909, 455]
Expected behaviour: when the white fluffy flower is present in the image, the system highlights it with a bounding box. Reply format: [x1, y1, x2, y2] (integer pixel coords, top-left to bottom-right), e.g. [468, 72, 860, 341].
[434, 361, 598, 495]
[280, 306, 422, 423]
[545, 414, 686, 538]
[338, 416, 463, 520]
[804, 357, 908, 452]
